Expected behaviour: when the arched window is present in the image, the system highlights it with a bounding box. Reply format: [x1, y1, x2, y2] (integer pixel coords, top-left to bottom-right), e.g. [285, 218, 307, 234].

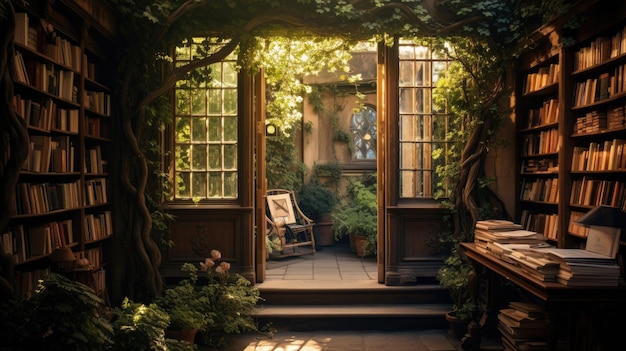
[351, 105, 377, 160]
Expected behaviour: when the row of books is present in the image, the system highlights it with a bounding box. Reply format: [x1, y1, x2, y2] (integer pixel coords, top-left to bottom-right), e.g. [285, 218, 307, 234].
[521, 128, 561, 156]
[568, 211, 590, 238]
[25, 135, 76, 173]
[520, 211, 558, 241]
[86, 116, 110, 138]
[519, 177, 559, 203]
[14, 53, 78, 103]
[569, 177, 625, 209]
[520, 158, 558, 174]
[85, 145, 107, 174]
[570, 139, 626, 171]
[499, 301, 549, 350]
[15, 12, 104, 88]
[13, 95, 79, 133]
[573, 65, 626, 107]
[572, 106, 626, 135]
[525, 98, 559, 128]
[84, 178, 108, 206]
[84, 211, 113, 242]
[523, 63, 560, 94]
[574, 25, 626, 71]
[1, 220, 75, 264]
[84, 90, 112, 116]
[14, 181, 81, 215]
[14, 12, 82, 73]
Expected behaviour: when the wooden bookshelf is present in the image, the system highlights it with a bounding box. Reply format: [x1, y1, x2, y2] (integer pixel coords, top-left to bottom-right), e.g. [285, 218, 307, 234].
[515, 2, 626, 268]
[3, 0, 115, 298]
[516, 44, 563, 243]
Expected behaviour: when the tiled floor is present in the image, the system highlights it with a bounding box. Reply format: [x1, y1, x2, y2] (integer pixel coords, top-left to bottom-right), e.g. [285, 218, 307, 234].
[204, 244, 462, 351]
[263, 243, 378, 282]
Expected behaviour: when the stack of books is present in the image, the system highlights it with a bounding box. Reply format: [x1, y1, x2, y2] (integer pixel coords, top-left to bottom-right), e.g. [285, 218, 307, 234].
[533, 248, 621, 286]
[474, 220, 547, 254]
[498, 301, 549, 351]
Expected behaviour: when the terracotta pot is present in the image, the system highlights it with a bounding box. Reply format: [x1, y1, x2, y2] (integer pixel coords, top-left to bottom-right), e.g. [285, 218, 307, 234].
[165, 327, 199, 344]
[315, 216, 335, 246]
[351, 234, 368, 257]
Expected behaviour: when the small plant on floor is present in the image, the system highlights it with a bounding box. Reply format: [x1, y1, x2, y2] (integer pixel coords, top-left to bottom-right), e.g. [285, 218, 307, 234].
[153, 263, 212, 334]
[332, 173, 377, 256]
[111, 297, 198, 351]
[192, 250, 261, 348]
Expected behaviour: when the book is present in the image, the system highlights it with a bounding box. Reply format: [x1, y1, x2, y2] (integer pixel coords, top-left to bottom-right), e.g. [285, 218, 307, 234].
[475, 220, 523, 230]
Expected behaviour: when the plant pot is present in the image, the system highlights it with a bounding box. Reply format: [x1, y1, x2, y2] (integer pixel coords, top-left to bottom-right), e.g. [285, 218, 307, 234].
[165, 327, 199, 344]
[315, 214, 334, 246]
[445, 311, 469, 340]
[351, 234, 368, 257]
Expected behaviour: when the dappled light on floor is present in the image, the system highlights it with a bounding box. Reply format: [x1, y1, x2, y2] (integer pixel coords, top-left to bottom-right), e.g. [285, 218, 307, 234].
[242, 336, 329, 351]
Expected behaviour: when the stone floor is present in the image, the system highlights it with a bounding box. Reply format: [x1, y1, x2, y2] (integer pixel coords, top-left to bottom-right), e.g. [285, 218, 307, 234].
[201, 327, 462, 351]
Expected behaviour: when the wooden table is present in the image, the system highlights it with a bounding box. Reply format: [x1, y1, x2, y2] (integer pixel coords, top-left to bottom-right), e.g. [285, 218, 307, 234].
[461, 243, 626, 350]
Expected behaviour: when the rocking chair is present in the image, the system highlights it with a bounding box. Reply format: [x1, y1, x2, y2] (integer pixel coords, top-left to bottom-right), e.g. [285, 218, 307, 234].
[266, 189, 316, 258]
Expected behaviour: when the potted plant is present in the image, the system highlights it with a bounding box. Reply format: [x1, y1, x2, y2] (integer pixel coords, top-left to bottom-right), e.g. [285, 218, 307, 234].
[297, 177, 338, 246]
[194, 249, 261, 348]
[153, 263, 211, 344]
[436, 244, 478, 339]
[332, 173, 377, 257]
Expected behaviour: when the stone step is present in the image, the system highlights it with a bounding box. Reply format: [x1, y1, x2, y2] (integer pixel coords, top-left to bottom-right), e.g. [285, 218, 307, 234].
[256, 280, 450, 306]
[252, 303, 451, 331]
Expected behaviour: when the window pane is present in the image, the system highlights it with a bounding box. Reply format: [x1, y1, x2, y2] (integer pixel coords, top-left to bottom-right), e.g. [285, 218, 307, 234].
[208, 145, 221, 169]
[191, 90, 206, 115]
[224, 144, 237, 169]
[208, 172, 222, 198]
[192, 173, 207, 198]
[399, 88, 414, 114]
[191, 117, 207, 142]
[223, 172, 238, 198]
[176, 117, 190, 142]
[224, 116, 237, 141]
[176, 172, 190, 198]
[223, 62, 238, 87]
[208, 117, 221, 141]
[208, 89, 221, 114]
[399, 62, 414, 86]
[224, 89, 237, 115]
[176, 145, 190, 170]
[209, 63, 222, 88]
[191, 145, 207, 171]
[176, 90, 190, 114]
